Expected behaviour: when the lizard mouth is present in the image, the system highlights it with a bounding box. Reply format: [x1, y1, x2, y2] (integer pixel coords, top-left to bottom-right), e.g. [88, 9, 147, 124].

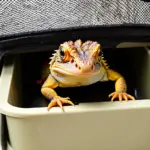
[52, 64, 100, 76]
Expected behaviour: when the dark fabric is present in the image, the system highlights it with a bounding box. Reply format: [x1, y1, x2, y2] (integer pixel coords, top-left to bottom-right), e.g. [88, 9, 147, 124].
[0, 0, 150, 37]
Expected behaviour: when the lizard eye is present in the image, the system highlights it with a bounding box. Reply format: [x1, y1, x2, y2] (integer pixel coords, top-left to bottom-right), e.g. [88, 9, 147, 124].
[60, 50, 65, 56]
[59, 45, 71, 62]
[59, 46, 65, 56]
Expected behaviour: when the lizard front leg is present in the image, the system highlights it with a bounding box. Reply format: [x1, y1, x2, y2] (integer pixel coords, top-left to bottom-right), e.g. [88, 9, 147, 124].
[41, 74, 74, 111]
[107, 69, 135, 101]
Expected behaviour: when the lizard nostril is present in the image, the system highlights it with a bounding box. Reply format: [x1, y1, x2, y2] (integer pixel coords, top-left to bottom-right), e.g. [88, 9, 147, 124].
[70, 59, 74, 63]
[78, 66, 81, 70]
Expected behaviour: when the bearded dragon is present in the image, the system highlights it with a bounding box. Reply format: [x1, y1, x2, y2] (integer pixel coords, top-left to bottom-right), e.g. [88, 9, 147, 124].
[41, 39, 135, 111]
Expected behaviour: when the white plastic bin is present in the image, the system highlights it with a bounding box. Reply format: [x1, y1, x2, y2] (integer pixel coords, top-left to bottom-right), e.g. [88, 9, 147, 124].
[1, 48, 150, 150]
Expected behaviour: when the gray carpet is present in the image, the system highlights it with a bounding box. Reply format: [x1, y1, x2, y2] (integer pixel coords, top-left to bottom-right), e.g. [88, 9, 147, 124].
[0, 0, 150, 36]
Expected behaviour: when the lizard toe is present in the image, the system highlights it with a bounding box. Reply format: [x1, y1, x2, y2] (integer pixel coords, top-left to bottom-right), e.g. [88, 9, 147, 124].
[47, 96, 74, 111]
[109, 91, 135, 102]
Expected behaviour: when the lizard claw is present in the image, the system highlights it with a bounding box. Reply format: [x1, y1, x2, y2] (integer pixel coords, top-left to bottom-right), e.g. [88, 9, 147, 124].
[47, 96, 74, 111]
[109, 91, 135, 102]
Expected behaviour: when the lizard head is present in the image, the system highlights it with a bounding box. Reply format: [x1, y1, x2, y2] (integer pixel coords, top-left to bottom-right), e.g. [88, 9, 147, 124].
[50, 39, 102, 76]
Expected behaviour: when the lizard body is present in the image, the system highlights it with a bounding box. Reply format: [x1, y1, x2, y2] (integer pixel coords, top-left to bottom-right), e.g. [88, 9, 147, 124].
[41, 39, 135, 111]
